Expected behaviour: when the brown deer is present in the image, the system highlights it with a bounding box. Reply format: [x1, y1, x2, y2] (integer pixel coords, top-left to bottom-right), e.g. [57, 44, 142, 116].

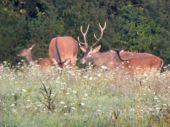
[78, 22, 164, 74]
[78, 22, 117, 68]
[113, 50, 164, 74]
[18, 44, 62, 68]
[48, 36, 79, 67]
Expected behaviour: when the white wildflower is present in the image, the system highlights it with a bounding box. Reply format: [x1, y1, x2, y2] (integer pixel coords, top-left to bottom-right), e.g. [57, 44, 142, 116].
[51, 93, 54, 97]
[148, 108, 153, 111]
[97, 73, 101, 77]
[130, 108, 135, 112]
[64, 113, 69, 116]
[10, 104, 15, 107]
[163, 104, 167, 107]
[71, 107, 76, 111]
[81, 102, 85, 106]
[72, 90, 77, 94]
[66, 92, 70, 95]
[101, 65, 108, 70]
[89, 77, 93, 80]
[22, 89, 27, 93]
[17, 62, 21, 65]
[84, 93, 88, 97]
[60, 101, 65, 105]
[27, 99, 31, 102]
[154, 96, 159, 100]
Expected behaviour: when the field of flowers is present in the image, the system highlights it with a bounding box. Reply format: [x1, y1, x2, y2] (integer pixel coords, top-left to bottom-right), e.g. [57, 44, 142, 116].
[0, 64, 170, 127]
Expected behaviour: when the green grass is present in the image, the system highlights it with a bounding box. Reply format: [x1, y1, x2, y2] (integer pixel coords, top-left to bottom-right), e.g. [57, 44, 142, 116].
[0, 65, 170, 127]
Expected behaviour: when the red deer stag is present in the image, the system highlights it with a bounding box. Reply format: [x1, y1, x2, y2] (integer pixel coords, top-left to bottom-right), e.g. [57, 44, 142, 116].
[78, 22, 116, 68]
[48, 36, 79, 67]
[18, 44, 59, 68]
[78, 22, 164, 74]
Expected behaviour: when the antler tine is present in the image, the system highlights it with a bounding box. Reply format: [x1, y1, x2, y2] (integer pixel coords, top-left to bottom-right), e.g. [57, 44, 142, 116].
[92, 21, 107, 47]
[80, 24, 90, 35]
[78, 24, 90, 48]
[29, 44, 35, 50]
[77, 36, 85, 46]
[99, 21, 106, 32]
[77, 36, 80, 43]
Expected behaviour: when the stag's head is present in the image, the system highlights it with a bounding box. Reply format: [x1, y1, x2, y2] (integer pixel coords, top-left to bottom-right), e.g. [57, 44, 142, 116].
[78, 22, 106, 65]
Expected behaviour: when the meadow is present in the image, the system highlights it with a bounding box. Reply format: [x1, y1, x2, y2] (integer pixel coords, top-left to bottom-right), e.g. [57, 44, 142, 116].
[0, 63, 170, 127]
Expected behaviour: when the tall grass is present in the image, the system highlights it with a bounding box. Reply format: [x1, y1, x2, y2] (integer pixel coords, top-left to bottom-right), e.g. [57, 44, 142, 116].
[0, 65, 170, 127]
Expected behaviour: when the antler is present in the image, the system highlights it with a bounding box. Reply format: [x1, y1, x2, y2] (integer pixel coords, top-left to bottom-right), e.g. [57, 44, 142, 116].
[77, 24, 90, 48]
[29, 44, 35, 50]
[92, 21, 106, 48]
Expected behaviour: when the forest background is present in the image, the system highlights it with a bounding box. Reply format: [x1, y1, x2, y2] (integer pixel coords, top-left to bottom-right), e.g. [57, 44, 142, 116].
[0, 0, 170, 65]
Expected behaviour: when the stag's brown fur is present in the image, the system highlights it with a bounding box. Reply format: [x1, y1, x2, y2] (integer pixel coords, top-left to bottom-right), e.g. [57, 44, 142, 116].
[81, 50, 117, 68]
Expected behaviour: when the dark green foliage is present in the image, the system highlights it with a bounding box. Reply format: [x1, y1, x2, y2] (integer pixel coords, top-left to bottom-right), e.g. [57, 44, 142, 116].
[0, 8, 29, 64]
[0, 0, 170, 65]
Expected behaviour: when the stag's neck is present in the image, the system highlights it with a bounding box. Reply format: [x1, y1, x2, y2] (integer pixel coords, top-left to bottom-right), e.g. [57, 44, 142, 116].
[92, 51, 114, 66]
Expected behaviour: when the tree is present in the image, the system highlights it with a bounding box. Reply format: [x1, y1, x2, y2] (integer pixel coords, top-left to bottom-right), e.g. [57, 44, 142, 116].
[0, 0, 170, 65]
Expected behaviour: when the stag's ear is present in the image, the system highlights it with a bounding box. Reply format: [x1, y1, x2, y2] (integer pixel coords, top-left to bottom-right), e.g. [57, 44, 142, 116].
[80, 45, 87, 53]
[92, 45, 101, 53]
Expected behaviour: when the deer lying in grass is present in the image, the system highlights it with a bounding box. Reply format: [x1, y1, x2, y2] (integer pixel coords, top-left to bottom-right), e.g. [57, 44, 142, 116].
[18, 44, 66, 69]
[113, 50, 164, 74]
